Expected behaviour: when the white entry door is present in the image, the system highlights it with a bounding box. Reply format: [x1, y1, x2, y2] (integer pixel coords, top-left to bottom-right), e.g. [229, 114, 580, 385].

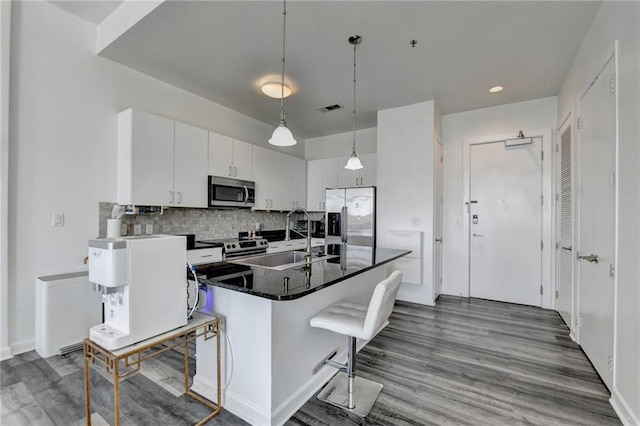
[576, 55, 616, 390]
[469, 138, 543, 306]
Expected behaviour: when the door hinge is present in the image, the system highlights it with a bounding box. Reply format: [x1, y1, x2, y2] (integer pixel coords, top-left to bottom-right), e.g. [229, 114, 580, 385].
[610, 171, 616, 186]
[576, 316, 581, 328]
[610, 79, 616, 94]
[440, 156, 443, 163]
[555, 143, 559, 153]
[540, 285, 543, 295]
[541, 240, 544, 250]
[577, 117, 582, 129]
[555, 193, 559, 201]
[555, 290, 559, 299]
[609, 264, 615, 278]
[608, 356, 613, 370]
[541, 151, 544, 161]
[555, 242, 559, 250]
[541, 195, 544, 205]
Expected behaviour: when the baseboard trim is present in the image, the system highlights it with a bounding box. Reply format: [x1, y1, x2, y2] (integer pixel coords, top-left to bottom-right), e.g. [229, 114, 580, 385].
[10, 338, 34, 356]
[610, 387, 640, 426]
[1, 345, 12, 361]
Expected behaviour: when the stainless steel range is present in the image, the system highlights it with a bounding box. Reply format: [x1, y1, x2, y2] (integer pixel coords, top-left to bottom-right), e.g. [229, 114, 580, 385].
[198, 237, 268, 259]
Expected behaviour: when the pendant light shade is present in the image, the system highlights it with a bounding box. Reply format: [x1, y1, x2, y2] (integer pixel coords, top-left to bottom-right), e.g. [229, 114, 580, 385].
[269, 0, 296, 146]
[268, 118, 296, 146]
[345, 35, 363, 170]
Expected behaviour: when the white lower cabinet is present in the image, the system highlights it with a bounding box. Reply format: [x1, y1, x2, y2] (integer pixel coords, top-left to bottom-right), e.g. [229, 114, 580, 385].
[117, 108, 208, 207]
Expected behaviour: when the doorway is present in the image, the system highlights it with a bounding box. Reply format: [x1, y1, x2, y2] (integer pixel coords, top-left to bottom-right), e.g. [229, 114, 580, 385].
[575, 52, 616, 390]
[461, 129, 554, 308]
[434, 138, 444, 299]
[468, 137, 543, 306]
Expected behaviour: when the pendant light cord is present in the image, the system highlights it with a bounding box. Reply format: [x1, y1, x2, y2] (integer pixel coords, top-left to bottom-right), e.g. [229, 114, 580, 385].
[279, 0, 287, 121]
[352, 39, 357, 154]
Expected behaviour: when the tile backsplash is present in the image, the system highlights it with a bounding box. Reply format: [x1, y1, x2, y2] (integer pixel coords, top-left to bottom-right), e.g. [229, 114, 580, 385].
[98, 202, 322, 240]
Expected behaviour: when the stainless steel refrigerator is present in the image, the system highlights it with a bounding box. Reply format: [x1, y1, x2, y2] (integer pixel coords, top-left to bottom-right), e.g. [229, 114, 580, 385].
[325, 187, 376, 268]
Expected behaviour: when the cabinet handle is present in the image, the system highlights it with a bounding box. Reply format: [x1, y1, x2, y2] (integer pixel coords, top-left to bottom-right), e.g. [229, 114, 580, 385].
[177, 192, 182, 204]
[228, 165, 232, 176]
[266, 198, 269, 209]
[169, 190, 174, 204]
[360, 177, 363, 186]
[270, 199, 273, 208]
[234, 166, 238, 177]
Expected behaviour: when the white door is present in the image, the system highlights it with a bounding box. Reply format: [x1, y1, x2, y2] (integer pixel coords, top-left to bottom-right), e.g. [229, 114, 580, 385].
[434, 139, 444, 298]
[208, 131, 233, 177]
[557, 120, 574, 326]
[576, 56, 616, 389]
[469, 137, 542, 306]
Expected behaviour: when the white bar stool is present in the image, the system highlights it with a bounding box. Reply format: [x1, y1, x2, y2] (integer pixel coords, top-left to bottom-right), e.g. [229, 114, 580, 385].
[310, 270, 403, 417]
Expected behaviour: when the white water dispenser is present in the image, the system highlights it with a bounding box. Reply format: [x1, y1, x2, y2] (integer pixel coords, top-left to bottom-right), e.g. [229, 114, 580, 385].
[88, 235, 187, 350]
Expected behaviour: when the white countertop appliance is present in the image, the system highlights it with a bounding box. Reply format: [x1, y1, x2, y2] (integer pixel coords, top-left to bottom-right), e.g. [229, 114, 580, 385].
[87, 235, 188, 350]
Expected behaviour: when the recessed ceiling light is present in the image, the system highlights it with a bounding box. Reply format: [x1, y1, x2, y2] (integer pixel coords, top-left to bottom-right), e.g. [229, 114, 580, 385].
[261, 82, 292, 99]
[489, 85, 504, 93]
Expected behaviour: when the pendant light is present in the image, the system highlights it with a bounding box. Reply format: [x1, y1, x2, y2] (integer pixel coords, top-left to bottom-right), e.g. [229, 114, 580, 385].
[268, 0, 296, 147]
[345, 35, 363, 170]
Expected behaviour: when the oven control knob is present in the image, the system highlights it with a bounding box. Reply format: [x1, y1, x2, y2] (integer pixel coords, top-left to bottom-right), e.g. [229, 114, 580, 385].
[226, 244, 231, 249]
[232, 244, 236, 249]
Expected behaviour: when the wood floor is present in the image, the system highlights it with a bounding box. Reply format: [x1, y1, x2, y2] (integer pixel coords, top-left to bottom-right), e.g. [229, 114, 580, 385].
[1, 296, 620, 425]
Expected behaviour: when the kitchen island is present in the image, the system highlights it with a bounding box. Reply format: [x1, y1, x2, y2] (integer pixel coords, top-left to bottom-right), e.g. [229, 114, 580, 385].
[191, 245, 410, 426]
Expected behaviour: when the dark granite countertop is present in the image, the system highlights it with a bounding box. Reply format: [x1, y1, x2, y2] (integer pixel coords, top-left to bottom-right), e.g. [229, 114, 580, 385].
[196, 246, 411, 301]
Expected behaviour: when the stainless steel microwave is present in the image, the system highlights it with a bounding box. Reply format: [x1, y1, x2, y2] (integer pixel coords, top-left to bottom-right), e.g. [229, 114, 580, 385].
[208, 176, 255, 208]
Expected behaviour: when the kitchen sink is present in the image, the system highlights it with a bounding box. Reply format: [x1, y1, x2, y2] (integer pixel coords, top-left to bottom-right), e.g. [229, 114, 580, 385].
[228, 250, 337, 271]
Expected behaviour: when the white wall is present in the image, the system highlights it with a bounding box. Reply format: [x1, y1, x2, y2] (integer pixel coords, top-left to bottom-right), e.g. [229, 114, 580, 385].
[305, 127, 376, 161]
[557, 2, 640, 423]
[5, 2, 300, 356]
[0, 1, 11, 360]
[377, 100, 436, 305]
[440, 97, 557, 297]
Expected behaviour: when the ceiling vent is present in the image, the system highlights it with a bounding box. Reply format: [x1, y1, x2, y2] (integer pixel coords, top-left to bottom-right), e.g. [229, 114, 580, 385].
[318, 104, 343, 113]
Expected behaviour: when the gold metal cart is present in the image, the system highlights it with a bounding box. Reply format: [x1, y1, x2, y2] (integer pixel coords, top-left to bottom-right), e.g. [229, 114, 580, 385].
[83, 312, 221, 426]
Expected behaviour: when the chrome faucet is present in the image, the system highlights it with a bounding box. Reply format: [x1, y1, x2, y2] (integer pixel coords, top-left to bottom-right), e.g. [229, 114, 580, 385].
[286, 207, 312, 261]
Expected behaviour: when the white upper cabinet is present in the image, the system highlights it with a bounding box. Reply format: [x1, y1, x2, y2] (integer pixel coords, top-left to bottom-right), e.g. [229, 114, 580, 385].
[253, 146, 282, 210]
[337, 153, 377, 187]
[253, 147, 305, 212]
[306, 158, 337, 211]
[117, 109, 208, 207]
[208, 132, 253, 181]
[174, 122, 208, 207]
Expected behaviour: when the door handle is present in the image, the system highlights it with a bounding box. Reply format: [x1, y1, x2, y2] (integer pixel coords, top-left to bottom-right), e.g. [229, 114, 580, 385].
[435, 238, 443, 243]
[561, 246, 572, 251]
[169, 190, 174, 204]
[578, 254, 599, 263]
[234, 166, 238, 177]
[472, 233, 483, 238]
[228, 165, 232, 176]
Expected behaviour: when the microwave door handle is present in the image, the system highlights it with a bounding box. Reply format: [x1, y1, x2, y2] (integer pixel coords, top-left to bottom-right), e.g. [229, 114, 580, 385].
[243, 185, 249, 205]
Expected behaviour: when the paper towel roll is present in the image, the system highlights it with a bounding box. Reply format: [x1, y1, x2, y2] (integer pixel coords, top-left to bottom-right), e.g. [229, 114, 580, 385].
[107, 219, 122, 238]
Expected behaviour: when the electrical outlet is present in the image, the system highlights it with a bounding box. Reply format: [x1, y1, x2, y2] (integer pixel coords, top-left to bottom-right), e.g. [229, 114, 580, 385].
[133, 224, 142, 235]
[121, 224, 128, 236]
[145, 224, 153, 234]
[454, 217, 460, 227]
[52, 213, 65, 227]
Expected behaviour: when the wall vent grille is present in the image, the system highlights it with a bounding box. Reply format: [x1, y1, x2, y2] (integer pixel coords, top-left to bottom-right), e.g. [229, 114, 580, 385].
[318, 104, 343, 113]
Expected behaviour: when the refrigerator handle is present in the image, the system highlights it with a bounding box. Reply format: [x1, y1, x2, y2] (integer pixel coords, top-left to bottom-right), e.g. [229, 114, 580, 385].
[341, 206, 348, 243]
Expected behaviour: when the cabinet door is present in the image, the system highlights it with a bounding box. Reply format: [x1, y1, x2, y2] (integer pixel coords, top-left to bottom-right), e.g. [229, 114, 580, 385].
[269, 151, 285, 211]
[306, 160, 324, 211]
[232, 139, 253, 181]
[291, 156, 306, 209]
[174, 122, 208, 208]
[358, 153, 377, 186]
[252, 146, 273, 210]
[337, 156, 358, 187]
[208, 131, 233, 177]
[119, 109, 175, 206]
[322, 157, 338, 190]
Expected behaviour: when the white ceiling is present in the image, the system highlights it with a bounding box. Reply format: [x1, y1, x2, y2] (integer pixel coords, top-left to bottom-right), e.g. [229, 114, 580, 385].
[55, 1, 602, 139]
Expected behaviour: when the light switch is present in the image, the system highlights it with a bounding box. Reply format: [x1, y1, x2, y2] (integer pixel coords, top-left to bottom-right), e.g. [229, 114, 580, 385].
[52, 213, 64, 227]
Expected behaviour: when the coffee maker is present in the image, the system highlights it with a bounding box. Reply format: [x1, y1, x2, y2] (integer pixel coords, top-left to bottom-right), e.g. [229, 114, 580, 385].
[87, 235, 187, 350]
